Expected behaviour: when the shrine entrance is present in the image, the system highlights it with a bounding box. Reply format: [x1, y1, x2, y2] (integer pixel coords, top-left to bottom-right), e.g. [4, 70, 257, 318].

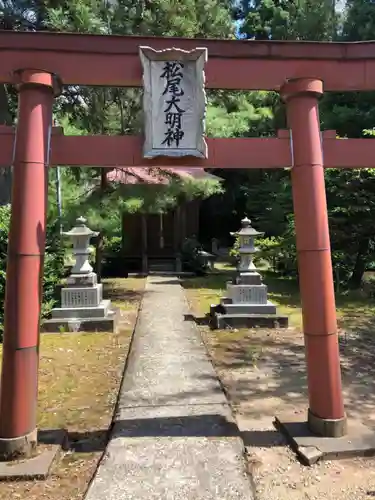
[0, 31, 374, 458]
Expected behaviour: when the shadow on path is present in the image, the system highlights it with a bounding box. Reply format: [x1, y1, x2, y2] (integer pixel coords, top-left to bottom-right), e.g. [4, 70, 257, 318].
[112, 414, 240, 438]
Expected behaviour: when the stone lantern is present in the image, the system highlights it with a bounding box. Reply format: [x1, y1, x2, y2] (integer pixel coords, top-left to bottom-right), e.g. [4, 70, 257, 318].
[210, 216, 288, 329]
[64, 216, 98, 275]
[231, 217, 263, 275]
[43, 216, 117, 333]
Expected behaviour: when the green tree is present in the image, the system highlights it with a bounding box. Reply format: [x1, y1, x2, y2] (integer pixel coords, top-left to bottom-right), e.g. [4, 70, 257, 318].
[325, 166, 375, 288]
[221, 1, 334, 246]
[239, 0, 337, 41]
[318, 0, 375, 287]
[342, 0, 375, 41]
[227, 0, 375, 289]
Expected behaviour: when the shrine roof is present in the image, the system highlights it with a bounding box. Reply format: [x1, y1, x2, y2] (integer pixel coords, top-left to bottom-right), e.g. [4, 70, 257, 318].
[106, 167, 220, 185]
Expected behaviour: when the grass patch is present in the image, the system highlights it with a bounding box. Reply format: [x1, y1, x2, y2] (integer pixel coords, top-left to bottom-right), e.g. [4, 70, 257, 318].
[103, 277, 145, 311]
[0, 276, 145, 500]
[182, 269, 375, 334]
[37, 332, 124, 430]
[182, 268, 375, 377]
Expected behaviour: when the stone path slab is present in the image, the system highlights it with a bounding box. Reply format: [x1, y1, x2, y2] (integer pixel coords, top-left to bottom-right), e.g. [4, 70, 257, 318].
[85, 276, 254, 500]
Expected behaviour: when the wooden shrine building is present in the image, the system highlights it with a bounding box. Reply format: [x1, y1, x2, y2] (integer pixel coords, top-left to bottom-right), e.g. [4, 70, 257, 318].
[107, 167, 219, 273]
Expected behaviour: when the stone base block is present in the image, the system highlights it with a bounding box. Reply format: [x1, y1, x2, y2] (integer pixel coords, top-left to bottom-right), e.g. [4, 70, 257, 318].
[51, 299, 111, 319]
[226, 283, 268, 305]
[0, 429, 37, 461]
[308, 408, 347, 438]
[0, 429, 66, 480]
[66, 272, 97, 287]
[62, 283, 103, 308]
[221, 300, 277, 315]
[210, 306, 289, 330]
[236, 272, 262, 285]
[274, 413, 375, 466]
[42, 312, 118, 334]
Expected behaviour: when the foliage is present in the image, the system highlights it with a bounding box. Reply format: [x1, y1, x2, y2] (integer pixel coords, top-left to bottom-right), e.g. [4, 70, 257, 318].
[229, 235, 240, 259]
[257, 236, 293, 273]
[43, 223, 65, 317]
[0, 205, 64, 337]
[325, 167, 375, 288]
[0, 205, 11, 333]
[320, 0, 375, 287]
[104, 236, 123, 256]
[42, 0, 228, 251]
[229, 230, 297, 276]
[239, 0, 337, 41]
[52, 168, 223, 235]
[181, 236, 209, 275]
[43, 0, 235, 140]
[206, 91, 276, 138]
[342, 0, 375, 41]
[3, 0, 375, 294]
[216, 0, 375, 290]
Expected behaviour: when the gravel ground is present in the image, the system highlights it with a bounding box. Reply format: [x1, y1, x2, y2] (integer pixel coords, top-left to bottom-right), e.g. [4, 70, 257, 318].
[244, 418, 375, 500]
[200, 325, 375, 500]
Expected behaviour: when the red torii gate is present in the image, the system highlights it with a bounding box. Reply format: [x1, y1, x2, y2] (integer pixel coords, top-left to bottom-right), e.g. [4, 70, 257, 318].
[1, 31, 375, 458]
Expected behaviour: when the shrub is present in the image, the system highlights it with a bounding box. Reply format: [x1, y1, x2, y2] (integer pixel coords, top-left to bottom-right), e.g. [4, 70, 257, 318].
[0, 207, 65, 339]
[181, 236, 208, 275]
[43, 219, 65, 316]
[229, 235, 240, 259]
[229, 233, 298, 275]
[0, 206, 12, 334]
[104, 235, 122, 256]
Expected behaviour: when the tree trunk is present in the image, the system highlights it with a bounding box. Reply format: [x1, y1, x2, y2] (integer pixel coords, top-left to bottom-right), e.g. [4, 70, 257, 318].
[116, 89, 125, 135]
[95, 233, 104, 283]
[0, 84, 12, 205]
[96, 156, 108, 281]
[349, 237, 370, 289]
[100, 169, 108, 190]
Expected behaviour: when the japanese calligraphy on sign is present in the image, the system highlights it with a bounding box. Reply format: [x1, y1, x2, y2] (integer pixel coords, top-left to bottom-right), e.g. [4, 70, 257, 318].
[139, 46, 208, 159]
[160, 61, 185, 148]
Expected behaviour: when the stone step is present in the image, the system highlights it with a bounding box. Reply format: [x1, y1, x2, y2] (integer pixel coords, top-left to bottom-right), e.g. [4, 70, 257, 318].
[51, 299, 111, 319]
[212, 312, 289, 329]
[149, 260, 175, 272]
[222, 301, 277, 315]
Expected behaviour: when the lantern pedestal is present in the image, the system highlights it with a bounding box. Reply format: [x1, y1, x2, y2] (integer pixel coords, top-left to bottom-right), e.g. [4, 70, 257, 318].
[210, 217, 288, 330]
[42, 217, 118, 333]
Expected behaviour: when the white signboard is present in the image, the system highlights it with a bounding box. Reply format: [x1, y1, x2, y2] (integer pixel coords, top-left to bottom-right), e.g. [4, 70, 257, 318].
[139, 46, 208, 159]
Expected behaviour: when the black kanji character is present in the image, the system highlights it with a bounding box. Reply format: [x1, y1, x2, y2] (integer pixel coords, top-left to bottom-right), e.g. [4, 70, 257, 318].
[162, 77, 184, 96]
[164, 95, 185, 114]
[162, 128, 184, 147]
[160, 61, 184, 81]
[165, 112, 183, 129]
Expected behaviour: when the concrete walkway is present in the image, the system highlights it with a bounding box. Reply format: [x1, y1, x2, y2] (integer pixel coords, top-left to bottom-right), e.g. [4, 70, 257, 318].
[85, 276, 254, 500]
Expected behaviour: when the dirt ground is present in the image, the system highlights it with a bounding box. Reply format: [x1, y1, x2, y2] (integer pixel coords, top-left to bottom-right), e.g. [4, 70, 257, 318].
[0, 277, 144, 500]
[182, 269, 375, 499]
[200, 325, 375, 500]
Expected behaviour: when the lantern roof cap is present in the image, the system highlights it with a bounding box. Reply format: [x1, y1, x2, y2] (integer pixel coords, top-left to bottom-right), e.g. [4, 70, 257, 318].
[63, 216, 99, 238]
[231, 217, 264, 237]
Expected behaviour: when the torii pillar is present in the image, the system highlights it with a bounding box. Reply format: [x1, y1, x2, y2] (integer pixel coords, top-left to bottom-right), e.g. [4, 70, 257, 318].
[280, 78, 346, 437]
[0, 69, 61, 459]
